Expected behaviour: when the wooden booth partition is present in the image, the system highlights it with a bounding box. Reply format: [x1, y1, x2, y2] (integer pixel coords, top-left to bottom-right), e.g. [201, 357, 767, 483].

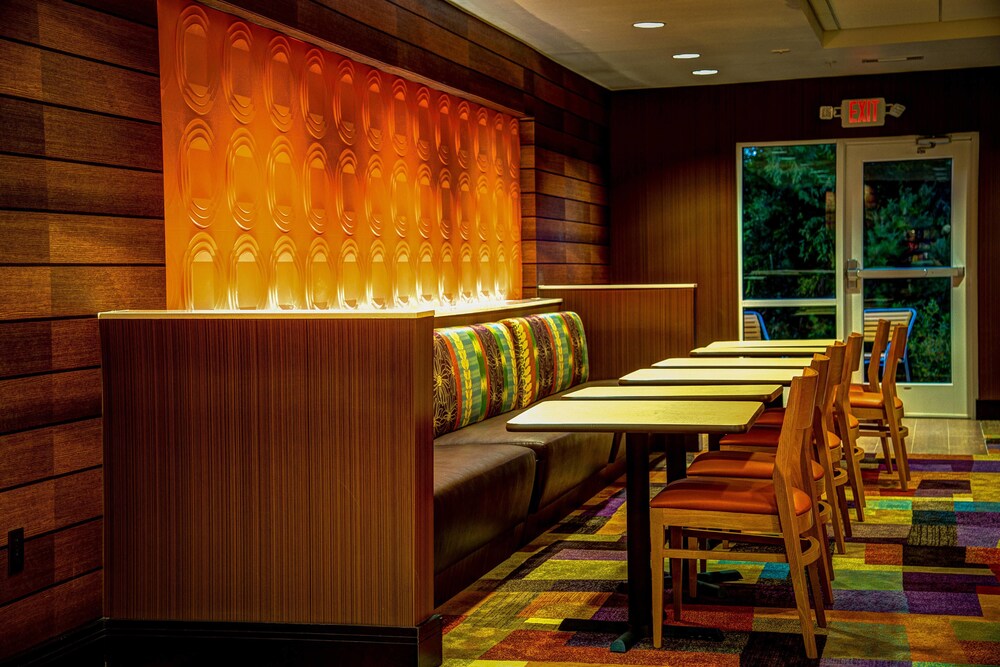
[99, 312, 438, 666]
[537, 285, 696, 380]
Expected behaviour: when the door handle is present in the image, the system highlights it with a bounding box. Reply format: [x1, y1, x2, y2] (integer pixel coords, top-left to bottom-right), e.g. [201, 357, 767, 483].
[846, 261, 965, 288]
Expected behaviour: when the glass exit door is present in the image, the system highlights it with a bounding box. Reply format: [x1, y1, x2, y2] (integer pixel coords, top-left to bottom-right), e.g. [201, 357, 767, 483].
[843, 136, 977, 417]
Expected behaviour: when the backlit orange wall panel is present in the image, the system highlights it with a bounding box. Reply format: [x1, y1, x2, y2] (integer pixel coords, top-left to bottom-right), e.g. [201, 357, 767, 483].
[158, 0, 522, 310]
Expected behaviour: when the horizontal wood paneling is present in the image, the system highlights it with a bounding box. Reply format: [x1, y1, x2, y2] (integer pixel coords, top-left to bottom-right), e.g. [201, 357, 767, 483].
[0, 467, 103, 547]
[0, 39, 160, 122]
[537, 286, 697, 381]
[0, 267, 165, 319]
[0, 419, 102, 489]
[0, 155, 164, 217]
[0, 212, 164, 265]
[101, 316, 433, 627]
[0, 519, 102, 606]
[521, 218, 608, 245]
[522, 240, 608, 265]
[0, 97, 163, 171]
[0, 368, 101, 435]
[0, 319, 100, 378]
[0, 570, 102, 658]
[524, 263, 609, 290]
[0, 0, 159, 73]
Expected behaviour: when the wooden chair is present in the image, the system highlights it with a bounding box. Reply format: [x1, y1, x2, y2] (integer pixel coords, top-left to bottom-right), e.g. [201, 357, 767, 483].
[863, 308, 916, 381]
[650, 370, 827, 658]
[851, 324, 911, 490]
[684, 354, 834, 602]
[834, 333, 866, 521]
[743, 310, 769, 341]
[718, 343, 851, 555]
[854, 318, 890, 393]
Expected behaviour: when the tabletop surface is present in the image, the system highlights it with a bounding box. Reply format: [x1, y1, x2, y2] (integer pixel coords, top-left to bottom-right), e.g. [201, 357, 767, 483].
[706, 339, 837, 348]
[563, 384, 784, 402]
[620, 367, 805, 386]
[506, 399, 764, 433]
[690, 345, 828, 358]
[654, 357, 813, 369]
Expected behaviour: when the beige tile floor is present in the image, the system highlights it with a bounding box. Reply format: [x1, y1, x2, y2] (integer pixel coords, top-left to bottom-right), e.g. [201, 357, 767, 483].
[856, 417, 987, 456]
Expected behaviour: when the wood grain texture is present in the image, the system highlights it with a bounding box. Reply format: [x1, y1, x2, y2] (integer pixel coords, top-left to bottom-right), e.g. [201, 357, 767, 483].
[100, 315, 434, 627]
[0, 0, 159, 73]
[0, 419, 102, 489]
[609, 68, 998, 406]
[0, 369, 102, 435]
[0, 211, 165, 265]
[0, 519, 102, 606]
[432, 299, 562, 328]
[0, 155, 164, 217]
[537, 285, 696, 380]
[0, 319, 100, 378]
[0, 570, 103, 658]
[0, 97, 163, 171]
[0, 467, 103, 547]
[0, 39, 160, 122]
[0, 267, 165, 320]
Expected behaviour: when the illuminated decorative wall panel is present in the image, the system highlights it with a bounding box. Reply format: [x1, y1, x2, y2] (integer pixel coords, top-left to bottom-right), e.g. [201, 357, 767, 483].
[158, 0, 522, 310]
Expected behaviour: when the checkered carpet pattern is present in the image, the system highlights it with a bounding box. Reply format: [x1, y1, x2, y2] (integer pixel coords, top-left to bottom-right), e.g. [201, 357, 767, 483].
[438, 438, 1000, 666]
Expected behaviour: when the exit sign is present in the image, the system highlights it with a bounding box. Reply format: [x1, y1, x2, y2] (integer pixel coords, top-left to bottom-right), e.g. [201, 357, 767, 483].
[841, 98, 885, 127]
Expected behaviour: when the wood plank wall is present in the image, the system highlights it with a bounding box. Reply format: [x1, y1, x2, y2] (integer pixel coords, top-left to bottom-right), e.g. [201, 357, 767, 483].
[0, 0, 609, 658]
[0, 0, 164, 658]
[537, 286, 696, 380]
[100, 314, 433, 628]
[609, 68, 999, 407]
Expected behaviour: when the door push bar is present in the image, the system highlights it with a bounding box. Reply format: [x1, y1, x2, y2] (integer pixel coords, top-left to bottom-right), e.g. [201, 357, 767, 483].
[846, 258, 965, 292]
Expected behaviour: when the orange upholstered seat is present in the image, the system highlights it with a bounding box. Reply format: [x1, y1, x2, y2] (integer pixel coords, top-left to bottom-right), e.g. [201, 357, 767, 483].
[650, 478, 812, 516]
[755, 407, 785, 427]
[847, 413, 858, 429]
[720, 426, 780, 448]
[688, 450, 824, 482]
[850, 391, 903, 410]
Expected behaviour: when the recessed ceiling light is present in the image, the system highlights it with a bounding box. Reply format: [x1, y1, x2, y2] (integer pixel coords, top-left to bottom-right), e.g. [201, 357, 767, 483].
[672, 53, 700, 59]
[692, 69, 718, 76]
[633, 21, 665, 29]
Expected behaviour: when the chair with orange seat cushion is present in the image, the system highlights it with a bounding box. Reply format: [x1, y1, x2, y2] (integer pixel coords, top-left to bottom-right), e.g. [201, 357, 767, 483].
[849, 318, 900, 471]
[719, 343, 851, 554]
[834, 333, 866, 520]
[650, 370, 827, 658]
[685, 355, 834, 601]
[851, 324, 911, 490]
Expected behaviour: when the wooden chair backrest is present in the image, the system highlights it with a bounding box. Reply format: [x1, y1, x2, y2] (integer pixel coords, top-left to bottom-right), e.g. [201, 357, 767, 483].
[836, 333, 863, 426]
[773, 368, 820, 523]
[881, 324, 909, 399]
[820, 342, 846, 432]
[863, 309, 913, 342]
[866, 319, 891, 391]
[743, 311, 767, 341]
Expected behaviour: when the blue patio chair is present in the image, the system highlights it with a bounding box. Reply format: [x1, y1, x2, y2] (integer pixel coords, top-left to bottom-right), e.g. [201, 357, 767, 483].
[743, 310, 770, 341]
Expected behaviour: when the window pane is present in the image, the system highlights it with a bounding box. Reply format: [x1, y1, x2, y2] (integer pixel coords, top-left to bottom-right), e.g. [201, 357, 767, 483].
[743, 306, 836, 341]
[741, 144, 836, 299]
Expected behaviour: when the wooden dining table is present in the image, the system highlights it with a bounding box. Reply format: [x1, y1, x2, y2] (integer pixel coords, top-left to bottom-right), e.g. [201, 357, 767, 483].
[706, 339, 837, 348]
[506, 398, 764, 653]
[653, 357, 813, 369]
[563, 384, 784, 403]
[690, 344, 829, 357]
[620, 366, 806, 386]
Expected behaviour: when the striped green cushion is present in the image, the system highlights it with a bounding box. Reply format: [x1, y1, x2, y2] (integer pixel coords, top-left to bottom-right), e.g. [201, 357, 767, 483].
[432, 322, 518, 437]
[501, 312, 589, 406]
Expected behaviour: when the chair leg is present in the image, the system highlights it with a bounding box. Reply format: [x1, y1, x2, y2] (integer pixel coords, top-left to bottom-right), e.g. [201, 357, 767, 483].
[782, 532, 818, 659]
[887, 412, 908, 491]
[824, 472, 847, 554]
[879, 433, 894, 474]
[808, 513, 834, 604]
[836, 484, 853, 538]
[669, 526, 684, 623]
[651, 516, 664, 648]
[894, 407, 911, 482]
[687, 537, 699, 599]
[845, 428, 866, 519]
[807, 561, 828, 628]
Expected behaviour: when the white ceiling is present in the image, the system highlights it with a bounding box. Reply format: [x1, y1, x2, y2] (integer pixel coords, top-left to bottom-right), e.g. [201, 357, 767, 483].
[446, 0, 1000, 89]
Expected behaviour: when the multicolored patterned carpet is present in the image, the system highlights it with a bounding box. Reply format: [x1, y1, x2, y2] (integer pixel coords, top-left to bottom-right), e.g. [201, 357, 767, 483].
[438, 434, 1000, 666]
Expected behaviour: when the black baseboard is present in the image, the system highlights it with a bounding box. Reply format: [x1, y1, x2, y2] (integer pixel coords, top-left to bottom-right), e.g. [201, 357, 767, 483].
[976, 399, 1000, 421]
[2, 616, 442, 667]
